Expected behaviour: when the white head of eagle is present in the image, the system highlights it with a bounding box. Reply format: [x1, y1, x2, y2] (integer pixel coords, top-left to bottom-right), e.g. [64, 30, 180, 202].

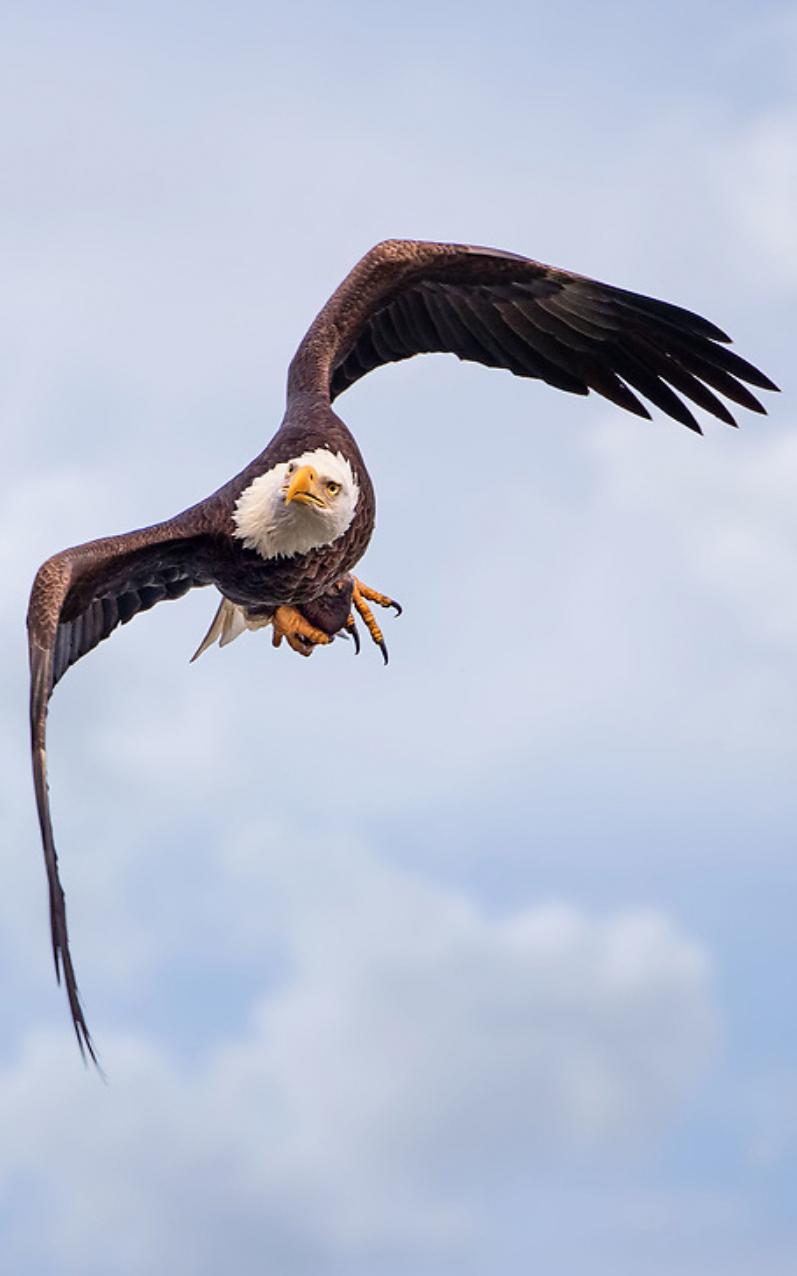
[232, 447, 360, 560]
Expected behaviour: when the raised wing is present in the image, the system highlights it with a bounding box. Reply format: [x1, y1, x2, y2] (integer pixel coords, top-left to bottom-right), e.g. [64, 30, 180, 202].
[287, 239, 778, 431]
[28, 525, 213, 1061]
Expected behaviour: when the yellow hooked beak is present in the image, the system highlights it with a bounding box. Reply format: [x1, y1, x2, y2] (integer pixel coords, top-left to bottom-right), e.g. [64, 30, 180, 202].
[285, 465, 325, 507]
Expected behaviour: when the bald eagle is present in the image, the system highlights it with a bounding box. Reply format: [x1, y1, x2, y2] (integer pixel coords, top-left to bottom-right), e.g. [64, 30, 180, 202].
[27, 239, 778, 1061]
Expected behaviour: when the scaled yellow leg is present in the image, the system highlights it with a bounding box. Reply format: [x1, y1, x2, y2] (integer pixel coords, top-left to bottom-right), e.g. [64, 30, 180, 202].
[351, 579, 402, 664]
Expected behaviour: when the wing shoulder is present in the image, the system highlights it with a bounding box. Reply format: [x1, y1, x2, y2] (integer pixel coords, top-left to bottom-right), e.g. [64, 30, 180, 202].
[286, 239, 536, 399]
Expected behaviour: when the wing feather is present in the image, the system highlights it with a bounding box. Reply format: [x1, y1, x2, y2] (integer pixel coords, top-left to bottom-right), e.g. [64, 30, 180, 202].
[421, 287, 499, 367]
[397, 290, 444, 352]
[27, 527, 212, 1061]
[665, 341, 769, 413]
[288, 239, 777, 430]
[626, 335, 739, 427]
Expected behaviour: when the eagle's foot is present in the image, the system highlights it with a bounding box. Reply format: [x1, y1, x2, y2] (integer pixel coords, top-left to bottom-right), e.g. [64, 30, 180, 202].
[271, 605, 332, 657]
[349, 578, 402, 665]
[344, 612, 361, 654]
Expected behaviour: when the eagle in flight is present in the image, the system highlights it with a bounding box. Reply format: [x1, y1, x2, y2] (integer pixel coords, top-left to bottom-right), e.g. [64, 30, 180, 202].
[27, 239, 778, 1061]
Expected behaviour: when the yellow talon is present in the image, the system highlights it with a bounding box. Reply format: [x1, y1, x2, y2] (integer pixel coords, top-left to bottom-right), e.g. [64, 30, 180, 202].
[269, 580, 400, 662]
[345, 612, 362, 654]
[354, 582, 399, 611]
[351, 578, 401, 664]
[272, 605, 331, 657]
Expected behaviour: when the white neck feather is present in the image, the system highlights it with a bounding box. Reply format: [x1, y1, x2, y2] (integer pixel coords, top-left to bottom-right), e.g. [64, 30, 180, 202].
[232, 448, 359, 560]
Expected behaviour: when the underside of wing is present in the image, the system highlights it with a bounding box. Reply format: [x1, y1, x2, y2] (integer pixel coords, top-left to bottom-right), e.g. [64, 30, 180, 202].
[287, 240, 777, 432]
[27, 526, 213, 1062]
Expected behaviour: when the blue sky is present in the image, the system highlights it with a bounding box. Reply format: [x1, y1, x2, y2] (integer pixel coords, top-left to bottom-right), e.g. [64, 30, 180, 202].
[2, 2, 796, 1273]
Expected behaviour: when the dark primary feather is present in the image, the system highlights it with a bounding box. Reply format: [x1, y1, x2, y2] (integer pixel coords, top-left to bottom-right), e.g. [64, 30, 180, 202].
[287, 240, 778, 430]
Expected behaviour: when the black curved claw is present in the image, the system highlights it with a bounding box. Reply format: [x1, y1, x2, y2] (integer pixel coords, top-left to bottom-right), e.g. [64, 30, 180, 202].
[379, 638, 389, 666]
[390, 599, 402, 617]
[348, 619, 361, 655]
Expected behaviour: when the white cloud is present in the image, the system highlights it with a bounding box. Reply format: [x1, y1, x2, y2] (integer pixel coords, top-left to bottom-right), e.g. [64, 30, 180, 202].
[0, 830, 717, 1274]
[742, 115, 797, 279]
[717, 108, 797, 286]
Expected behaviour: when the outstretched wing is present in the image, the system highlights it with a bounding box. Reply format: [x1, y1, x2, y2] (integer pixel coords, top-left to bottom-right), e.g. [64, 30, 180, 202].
[27, 524, 213, 1062]
[287, 239, 777, 431]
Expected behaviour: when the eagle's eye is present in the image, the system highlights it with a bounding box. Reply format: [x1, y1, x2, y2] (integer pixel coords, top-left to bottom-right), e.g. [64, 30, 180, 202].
[326, 480, 341, 497]
[286, 462, 295, 474]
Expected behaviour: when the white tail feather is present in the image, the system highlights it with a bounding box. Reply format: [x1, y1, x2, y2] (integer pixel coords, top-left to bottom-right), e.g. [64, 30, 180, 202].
[219, 605, 248, 648]
[190, 596, 273, 662]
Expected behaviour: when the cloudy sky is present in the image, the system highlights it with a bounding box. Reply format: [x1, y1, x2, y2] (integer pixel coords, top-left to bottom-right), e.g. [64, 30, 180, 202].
[2, 2, 796, 1272]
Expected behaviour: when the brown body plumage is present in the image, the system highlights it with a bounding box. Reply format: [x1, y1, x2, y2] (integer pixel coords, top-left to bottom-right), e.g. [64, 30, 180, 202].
[27, 239, 779, 1061]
